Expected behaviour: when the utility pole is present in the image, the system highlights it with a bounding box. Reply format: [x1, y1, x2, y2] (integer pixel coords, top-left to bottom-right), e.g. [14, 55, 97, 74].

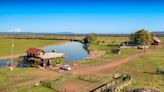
[10, 40, 14, 71]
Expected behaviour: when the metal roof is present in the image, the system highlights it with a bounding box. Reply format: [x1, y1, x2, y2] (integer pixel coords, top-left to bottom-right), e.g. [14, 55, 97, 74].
[38, 52, 66, 59]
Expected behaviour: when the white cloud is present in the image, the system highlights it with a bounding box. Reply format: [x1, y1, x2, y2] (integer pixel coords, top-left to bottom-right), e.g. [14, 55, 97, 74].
[9, 28, 23, 32]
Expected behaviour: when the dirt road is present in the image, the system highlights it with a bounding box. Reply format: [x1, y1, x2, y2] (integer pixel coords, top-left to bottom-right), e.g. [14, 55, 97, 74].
[71, 52, 143, 74]
[70, 44, 164, 74]
[12, 51, 143, 89]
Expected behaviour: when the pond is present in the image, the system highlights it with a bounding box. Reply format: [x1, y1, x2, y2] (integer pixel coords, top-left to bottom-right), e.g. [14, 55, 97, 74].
[0, 59, 17, 67]
[0, 59, 9, 67]
[0, 41, 90, 67]
[44, 41, 90, 62]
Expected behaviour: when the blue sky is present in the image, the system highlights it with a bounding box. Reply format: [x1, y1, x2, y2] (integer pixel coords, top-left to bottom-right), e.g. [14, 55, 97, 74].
[0, 0, 164, 34]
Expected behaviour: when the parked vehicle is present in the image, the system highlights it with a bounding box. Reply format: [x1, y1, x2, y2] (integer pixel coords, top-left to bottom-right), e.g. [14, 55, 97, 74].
[60, 65, 71, 70]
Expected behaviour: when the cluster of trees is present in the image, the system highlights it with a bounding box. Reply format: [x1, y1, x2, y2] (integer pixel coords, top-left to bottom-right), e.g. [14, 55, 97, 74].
[83, 29, 155, 46]
[130, 29, 154, 45]
[83, 33, 98, 44]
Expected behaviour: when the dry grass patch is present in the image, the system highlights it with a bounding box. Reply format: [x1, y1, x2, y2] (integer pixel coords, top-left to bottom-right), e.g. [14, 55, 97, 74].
[57, 78, 92, 92]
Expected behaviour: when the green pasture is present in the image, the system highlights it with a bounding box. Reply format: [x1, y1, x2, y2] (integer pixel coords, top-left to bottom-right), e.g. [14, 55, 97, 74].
[0, 67, 60, 92]
[0, 39, 63, 57]
[0, 37, 163, 91]
[97, 37, 129, 45]
[108, 44, 164, 91]
[0, 37, 129, 57]
[0, 67, 38, 89]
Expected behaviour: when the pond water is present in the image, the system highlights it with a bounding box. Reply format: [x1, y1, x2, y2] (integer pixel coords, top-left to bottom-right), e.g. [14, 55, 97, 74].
[0, 59, 17, 67]
[0, 41, 90, 67]
[44, 41, 90, 62]
[0, 59, 10, 67]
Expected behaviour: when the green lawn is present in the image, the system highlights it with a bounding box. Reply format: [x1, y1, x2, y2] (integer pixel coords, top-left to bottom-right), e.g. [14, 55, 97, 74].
[0, 67, 37, 89]
[0, 67, 60, 91]
[0, 39, 63, 57]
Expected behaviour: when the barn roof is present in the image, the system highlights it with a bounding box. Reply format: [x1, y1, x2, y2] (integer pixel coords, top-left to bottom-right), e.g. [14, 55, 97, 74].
[26, 48, 43, 54]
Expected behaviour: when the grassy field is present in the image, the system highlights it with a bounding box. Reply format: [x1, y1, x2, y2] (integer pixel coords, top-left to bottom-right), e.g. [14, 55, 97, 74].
[0, 37, 129, 57]
[0, 67, 61, 91]
[0, 39, 63, 57]
[76, 37, 164, 91]
[97, 37, 129, 45]
[0, 37, 163, 91]
[103, 44, 164, 91]
[0, 67, 37, 89]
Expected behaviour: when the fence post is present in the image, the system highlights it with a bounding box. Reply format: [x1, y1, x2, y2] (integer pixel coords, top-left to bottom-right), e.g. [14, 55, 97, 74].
[65, 88, 66, 92]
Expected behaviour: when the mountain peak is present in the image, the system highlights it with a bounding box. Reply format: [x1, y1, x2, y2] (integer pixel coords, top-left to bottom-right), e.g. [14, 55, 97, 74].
[9, 28, 23, 32]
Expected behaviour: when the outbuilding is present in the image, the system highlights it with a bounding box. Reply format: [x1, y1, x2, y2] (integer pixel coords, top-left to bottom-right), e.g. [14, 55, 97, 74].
[111, 48, 121, 54]
[24, 48, 66, 67]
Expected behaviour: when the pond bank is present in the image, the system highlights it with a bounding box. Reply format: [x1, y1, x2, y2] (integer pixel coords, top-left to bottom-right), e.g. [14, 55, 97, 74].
[85, 50, 105, 60]
[82, 45, 105, 60]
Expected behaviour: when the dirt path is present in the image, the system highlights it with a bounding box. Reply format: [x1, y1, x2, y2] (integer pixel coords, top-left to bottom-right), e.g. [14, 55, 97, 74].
[13, 51, 143, 88]
[12, 53, 143, 88]
[70, 44, 163, 74]
[12, 50, 144, 89]
[70, 52, 143, 74]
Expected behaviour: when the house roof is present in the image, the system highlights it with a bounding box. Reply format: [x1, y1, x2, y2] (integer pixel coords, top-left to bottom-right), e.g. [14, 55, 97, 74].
[26, 48, 43, 54]
[38, 52, 66, 59]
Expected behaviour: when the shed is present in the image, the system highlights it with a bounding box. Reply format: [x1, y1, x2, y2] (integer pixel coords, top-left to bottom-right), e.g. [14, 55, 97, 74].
[111, 48, 121, 54]
[120, 41, 136, 46]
